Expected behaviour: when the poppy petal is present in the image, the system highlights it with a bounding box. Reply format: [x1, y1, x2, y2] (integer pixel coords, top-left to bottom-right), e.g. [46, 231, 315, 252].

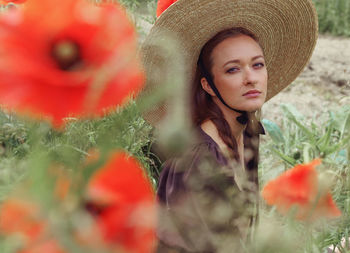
[0, 199, 46, 241]
[1, 0, 26, 4]
[86, 151, 157, 253]
[156, 0, 177, 17]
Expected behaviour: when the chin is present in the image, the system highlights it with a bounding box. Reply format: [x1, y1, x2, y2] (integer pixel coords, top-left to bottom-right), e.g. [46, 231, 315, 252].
[240, 100, 265, 112]
[247, 107, 263, 113]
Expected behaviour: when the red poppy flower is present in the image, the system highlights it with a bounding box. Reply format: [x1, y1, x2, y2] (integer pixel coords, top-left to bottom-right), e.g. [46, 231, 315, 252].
[19, 240, 66, 253]
[0, 0, 144, 128]
[86, 151, 157, 253]
[0, 0, 26, 4]
[0, 198, 46, 241]
[0, 198, 67, 252]
[262, 159, 341, 220]
[156, 0, 177, 17]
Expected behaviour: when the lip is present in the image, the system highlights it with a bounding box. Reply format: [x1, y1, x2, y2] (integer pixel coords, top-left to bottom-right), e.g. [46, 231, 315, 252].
[243, 89, 261, 97]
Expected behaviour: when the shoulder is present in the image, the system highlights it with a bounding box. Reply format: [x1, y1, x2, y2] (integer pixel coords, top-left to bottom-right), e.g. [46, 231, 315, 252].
[157, 134, 229, 203]
[161, 129, 228, 177]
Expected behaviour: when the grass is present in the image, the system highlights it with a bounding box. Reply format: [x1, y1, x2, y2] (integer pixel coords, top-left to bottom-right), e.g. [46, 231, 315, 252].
[313, 0, 350, 37]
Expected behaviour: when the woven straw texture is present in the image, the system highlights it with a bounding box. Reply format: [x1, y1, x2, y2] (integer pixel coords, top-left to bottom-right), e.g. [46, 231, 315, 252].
[141, 0, 318, 126]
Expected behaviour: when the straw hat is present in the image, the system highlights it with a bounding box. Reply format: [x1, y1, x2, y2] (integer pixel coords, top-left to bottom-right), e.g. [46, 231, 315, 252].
[141, 0, 318, 126]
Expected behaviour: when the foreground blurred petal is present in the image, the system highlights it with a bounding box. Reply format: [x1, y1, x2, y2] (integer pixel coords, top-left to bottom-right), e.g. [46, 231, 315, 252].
[0, 199, 45, 242]
[0, 0, 26, 4]
[0, 198, 66, 252]
[86, 151, 157, 253]
[19, 240, 66, 253]
[314, 192, 342, 219]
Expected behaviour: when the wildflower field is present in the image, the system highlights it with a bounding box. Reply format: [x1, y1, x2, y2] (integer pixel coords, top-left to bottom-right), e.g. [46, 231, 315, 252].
[0, 0, 349, 252]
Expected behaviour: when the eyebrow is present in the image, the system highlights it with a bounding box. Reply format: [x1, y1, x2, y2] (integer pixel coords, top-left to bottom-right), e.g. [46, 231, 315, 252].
[223, 55, 264, 67]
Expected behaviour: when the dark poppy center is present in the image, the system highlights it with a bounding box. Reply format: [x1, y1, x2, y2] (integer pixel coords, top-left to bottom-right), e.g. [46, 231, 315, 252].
[84, 201, 110, 217]
[51, 39, 82, 71]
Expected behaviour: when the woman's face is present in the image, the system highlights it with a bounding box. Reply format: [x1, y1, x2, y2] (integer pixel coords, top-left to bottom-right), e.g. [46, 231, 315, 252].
[202, 34, 268, 112]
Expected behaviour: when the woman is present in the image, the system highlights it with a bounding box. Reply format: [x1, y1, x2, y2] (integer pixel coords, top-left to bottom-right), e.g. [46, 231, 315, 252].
[141, 0, 318, 252]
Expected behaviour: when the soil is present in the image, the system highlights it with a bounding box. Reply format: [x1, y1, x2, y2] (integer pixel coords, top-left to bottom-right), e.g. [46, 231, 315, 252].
[262, 35, 350, 124]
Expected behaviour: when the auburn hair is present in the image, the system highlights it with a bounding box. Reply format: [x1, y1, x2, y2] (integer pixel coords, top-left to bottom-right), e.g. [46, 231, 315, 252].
[191, 27, 260, 162]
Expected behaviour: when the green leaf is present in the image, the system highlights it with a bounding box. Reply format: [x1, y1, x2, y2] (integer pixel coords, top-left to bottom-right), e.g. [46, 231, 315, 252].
[261, 119, 285, 144]
[271, 148, 296, 166]
[324, 135, 350, 156]
[302, 143, 314, 163]
[333, 105, 350, 138]
[280, 103, 305, 121]
[316, 122, 334, 152]
[280, 103, 316, 142]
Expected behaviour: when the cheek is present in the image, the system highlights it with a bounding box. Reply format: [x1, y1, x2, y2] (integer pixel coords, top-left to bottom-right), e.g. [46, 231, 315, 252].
[220, 75, 242, 90]
[221, 80, 242, 96]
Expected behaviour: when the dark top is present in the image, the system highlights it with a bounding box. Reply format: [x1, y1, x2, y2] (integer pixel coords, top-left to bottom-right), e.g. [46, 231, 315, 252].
[156, 124, 265, 252]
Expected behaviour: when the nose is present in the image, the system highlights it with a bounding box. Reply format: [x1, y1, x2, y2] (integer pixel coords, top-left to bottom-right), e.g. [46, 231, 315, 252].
[243, 67, 258, 86]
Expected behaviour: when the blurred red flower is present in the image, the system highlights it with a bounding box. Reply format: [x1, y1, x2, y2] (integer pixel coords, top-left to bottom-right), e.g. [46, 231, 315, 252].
[0, 198, 66, 253]
[262, 159, 341, 220]
[156, 0, 177, 17]
[0, 199, 45, 241]
[0, 0, 26, 4]
[0, 0, 144, 128]
[86, 151, 157, 253]
[19, 240, 66, 253]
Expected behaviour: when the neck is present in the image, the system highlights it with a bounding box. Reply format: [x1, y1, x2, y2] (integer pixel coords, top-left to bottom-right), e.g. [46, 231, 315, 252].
[200, 109, 247, 155]
[214, 98, 247, 141]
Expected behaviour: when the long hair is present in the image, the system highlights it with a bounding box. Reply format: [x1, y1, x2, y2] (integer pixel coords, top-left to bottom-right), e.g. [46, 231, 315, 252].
[191, 27, 260, 162]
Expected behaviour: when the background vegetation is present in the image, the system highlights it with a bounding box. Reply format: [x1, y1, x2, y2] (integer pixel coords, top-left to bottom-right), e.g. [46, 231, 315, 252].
[313, 0, 350, 36]
[118, 0, 350, 37]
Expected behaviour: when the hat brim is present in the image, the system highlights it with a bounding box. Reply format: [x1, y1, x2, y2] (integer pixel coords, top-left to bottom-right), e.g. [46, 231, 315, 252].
[141, 0, 318, 126]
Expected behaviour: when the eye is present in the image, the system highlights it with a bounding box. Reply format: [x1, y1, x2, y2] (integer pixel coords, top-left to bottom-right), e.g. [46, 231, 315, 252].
[253, 62, 265, 68]
[226, 67, 239, 73]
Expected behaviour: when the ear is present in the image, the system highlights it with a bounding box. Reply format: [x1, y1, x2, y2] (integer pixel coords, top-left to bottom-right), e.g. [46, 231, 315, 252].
[200, 77, 216, 97]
